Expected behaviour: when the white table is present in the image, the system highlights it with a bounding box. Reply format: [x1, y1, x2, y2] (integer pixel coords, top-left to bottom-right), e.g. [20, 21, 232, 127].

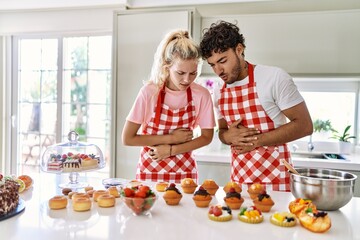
[1, 173, 359, 240]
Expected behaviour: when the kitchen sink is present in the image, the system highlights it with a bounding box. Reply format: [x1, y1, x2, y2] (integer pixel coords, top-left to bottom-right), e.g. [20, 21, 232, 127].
[291, 152, 347, 160]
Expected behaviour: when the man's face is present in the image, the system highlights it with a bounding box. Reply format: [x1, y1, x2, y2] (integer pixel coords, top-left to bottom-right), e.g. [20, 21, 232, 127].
[206, 45, 244, 84]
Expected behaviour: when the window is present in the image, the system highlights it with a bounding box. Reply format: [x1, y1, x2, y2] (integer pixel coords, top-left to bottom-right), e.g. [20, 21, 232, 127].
[295, 78, 359, 146]
[13, 35, 112, 178]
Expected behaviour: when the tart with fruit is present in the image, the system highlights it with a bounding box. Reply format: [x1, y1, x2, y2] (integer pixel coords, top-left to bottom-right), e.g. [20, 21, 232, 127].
[208, 205, 232, 222]
[253, 192, 274, 212]
[288, 198, 316, 217]
[270, 212, 297, 227]
[298, 206, 331, 233]
[238, 206, 264, 224]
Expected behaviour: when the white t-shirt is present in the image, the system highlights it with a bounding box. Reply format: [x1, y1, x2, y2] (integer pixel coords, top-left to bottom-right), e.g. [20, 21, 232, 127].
[214, 64, 304, 128]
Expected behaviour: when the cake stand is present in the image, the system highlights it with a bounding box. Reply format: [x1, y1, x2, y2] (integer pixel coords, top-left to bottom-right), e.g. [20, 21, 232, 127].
[40, 131, 105, 190]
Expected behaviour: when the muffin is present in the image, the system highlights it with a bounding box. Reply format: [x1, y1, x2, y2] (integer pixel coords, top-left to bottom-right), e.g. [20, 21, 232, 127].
[270, 212, 297, 227]
[192, 186, 212, 208]
[155, 182, 169, 192]
[247, 183, 265, 200]
[201, 179, 219, 195]
[163, 183, 182, 205]
[253, 193, 274, 212]
[181, 178, 198, 194]
[208, 205, 232, 222]
[223, 187, 244, 210]
[238, 206, 264, 224]
[223, 181, 242, 193]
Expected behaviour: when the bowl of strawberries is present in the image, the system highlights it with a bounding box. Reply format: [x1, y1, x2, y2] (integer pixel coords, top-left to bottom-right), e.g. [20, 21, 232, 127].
[120, 184, 157, 216]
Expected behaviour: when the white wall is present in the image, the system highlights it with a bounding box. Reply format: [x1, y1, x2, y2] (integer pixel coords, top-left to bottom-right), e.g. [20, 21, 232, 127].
[201, 9, 360, 75]
[0, 7, 116, 35]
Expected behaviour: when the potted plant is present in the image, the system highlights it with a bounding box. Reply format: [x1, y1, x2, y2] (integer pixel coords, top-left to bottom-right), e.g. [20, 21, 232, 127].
[312, 119, 335, 141]
[331, 125, 356, 154]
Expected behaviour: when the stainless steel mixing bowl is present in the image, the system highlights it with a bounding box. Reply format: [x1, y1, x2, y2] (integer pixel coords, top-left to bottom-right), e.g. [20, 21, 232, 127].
[290, 168, 357, 211]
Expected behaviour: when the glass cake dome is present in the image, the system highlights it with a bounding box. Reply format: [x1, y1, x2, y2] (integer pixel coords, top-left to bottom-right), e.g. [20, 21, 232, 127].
[41, 131, 105, 189]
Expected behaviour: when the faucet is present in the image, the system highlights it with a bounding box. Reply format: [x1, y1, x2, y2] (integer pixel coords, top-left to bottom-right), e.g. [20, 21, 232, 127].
[308, 135, 314, 152]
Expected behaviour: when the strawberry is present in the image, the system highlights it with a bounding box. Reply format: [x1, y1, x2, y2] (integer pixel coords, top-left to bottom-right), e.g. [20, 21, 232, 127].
[0, 173, 3, 181]
[208, 206, 214, 214]
[134, 190, 147, 198]
[132, 197, 145, 210]
[213, 206, 222, 216]
[138, 185, 150, 194]
[122, 187, 135, 197]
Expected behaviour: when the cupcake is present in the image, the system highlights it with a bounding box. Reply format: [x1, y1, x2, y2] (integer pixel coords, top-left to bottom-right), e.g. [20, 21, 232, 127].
[192, 186, 212, 208]
[201, 179, 219, 195]
[163, 183, 182, 205]
[253, 193, 274, 212]
[223, 181, 242, 193]
[238, 206, 264, 224]
[270, 212, 297, 227]
[223, 187, 244, 210]
[208, 205, 232, 222]
[155, 182, 169, 192]
[181, 178, 198, 194]
[247, 183, 265, 200]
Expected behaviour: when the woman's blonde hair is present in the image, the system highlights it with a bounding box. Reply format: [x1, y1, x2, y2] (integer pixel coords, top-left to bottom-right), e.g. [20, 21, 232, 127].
[148, 29, 201, 88]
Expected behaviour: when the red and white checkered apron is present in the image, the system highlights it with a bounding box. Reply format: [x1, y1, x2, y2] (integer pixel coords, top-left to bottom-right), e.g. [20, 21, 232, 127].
[136, 85, 198, 183]
[219, 63, 291, 191]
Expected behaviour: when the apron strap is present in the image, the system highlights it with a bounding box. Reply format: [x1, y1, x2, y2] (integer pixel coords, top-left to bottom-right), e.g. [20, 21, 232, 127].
[247, 62, 254, 84]
[154, 85, 166, 126]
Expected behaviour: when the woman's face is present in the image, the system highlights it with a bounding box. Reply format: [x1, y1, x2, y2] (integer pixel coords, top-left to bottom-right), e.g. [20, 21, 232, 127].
[166, 58, 198, 91]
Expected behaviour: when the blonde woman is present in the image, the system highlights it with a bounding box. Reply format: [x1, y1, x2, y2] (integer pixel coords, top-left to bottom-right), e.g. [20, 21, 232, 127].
[122, 30, 215, 183]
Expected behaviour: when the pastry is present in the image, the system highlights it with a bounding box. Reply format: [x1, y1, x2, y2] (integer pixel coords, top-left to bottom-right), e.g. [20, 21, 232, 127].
[270, 212, 297, 227]
[238, 206, 264, 224]
[97, 194, 116, 208]
[253, 192, 274, 212]
[72, 193, 90, 202]
[201, 179, 219, 195]
[72, 197, 92, 212]
[163, 183, 182, 205]
[84, 186, 94, 192]
[192, 186, 212, 208]
[181, 178, 198, 194]
[223, 181, 242, 193]
[155, 182, 169, 192]
[68, 191, 76, 199]
[298, 206, 331, 233]
[48, 196, 68, 210]
[0, 176, 20, 216]
[93, 190, 109, 202]
[108, 186, 120, 198]
[223, 187, 244, 210]
[62, 188, 72, 196]
[247, 183, 265, 200]
[17, 175, 33, 189]
[208, 205, 232, 222]
[81, 157, 99, 170]
[289, 198, 316, 217]
[86, 189, 95, 197]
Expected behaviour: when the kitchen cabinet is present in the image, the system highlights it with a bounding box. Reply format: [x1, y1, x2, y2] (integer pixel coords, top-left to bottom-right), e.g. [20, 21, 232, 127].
[113, 9, 200, 179]
[201, 10, 360, 75]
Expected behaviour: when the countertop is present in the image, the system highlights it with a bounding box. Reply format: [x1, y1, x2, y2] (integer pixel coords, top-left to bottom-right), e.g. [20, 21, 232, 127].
[1, 173, 359, 240]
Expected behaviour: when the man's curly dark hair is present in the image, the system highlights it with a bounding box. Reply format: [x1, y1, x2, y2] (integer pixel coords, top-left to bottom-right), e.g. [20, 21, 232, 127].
[200, 20, 246, 60]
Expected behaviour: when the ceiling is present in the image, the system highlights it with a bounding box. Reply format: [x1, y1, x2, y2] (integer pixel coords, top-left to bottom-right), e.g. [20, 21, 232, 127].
[0, 0, 359, 14]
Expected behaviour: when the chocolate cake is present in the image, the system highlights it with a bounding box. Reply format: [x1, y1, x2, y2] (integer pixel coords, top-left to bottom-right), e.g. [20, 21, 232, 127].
[0, 176, 20, 216]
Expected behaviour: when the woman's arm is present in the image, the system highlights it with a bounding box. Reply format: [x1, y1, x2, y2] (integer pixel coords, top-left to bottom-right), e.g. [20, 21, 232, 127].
[149, 128, 214, 161]
[122, 120, 193, 147]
